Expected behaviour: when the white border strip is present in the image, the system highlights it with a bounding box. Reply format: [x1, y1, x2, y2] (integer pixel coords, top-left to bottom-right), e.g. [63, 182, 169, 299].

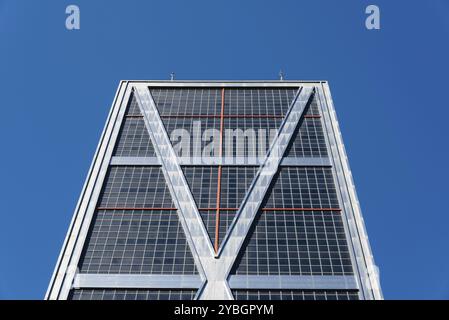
[73, 274, 202, 289]
[228, 275, 358, 290]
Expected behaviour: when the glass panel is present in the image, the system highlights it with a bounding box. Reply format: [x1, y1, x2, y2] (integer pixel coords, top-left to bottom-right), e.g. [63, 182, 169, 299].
[79, 210, 198, 274]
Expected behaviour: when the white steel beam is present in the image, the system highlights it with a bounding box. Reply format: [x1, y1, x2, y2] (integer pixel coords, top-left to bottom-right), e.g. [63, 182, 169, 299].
[73, 274, 202, 289]
[46, 81, 131, 300]
[228, 275, 358, 290]
[317, 83, 382, 300]
[133, 85, 215, 296]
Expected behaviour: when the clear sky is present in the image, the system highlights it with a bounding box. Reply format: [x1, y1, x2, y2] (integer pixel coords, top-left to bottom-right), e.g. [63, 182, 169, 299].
[0, 0, 448, 300]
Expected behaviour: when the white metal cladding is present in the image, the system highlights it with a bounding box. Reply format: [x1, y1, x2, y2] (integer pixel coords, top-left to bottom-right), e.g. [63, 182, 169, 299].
[228, 275, 358, 290]
[46, 81, 382, 300]
[46, 81, 132, 300]
[317, 83, 382, 299]
[73, 274, 202, 289]
[72, 274, 357, 291]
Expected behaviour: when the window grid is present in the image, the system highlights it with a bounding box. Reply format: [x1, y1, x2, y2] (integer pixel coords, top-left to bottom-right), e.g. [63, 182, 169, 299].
[223, 118, 281, 158]
[151, 87, 299, 116]
[199, 210, 216, 243]
[151, 88, 222, 116]
[162, 117, 222, 158]
[195, 210, 240, 248]
[149, 87, 326, 160]
[72, 86, 356, 299]
[119, 98, 326, 159]
[232, 289, 358, 300]
[218, 210, 238, 245]
[79, 210, 197, 274]
[231, 210, 352, 276]
[98, 166, 174, 209]
[224, 88, 298, 115]
[182, 167, 218, 209]
[264, 167, 339, 209]
[125, 93, 142, 116]
[220, 167, 258, 209]
[69, 289, 197, 300]
[183, 166, 258, 248]
[119, 91, 325, 159]
[113, 118, 156, 157]
[285, 118, 328, 158]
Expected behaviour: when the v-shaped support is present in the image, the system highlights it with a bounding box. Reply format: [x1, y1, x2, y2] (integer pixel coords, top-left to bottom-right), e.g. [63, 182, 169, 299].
[134, 85, 314, 300]
[133, 86, 215, 283]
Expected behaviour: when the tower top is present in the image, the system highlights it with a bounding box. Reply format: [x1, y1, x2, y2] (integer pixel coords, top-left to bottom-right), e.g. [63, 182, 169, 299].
[279, 70, 285, 81]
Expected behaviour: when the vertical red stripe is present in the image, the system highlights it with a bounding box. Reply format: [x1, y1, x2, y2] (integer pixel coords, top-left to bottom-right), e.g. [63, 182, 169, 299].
[214, 88, 225, 253]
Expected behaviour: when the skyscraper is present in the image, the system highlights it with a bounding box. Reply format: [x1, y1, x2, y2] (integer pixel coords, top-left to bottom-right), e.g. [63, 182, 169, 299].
[46, 80, 382, 300]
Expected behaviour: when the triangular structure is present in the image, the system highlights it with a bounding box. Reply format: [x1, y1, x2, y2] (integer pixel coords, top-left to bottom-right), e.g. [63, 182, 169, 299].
[284, 95, 328, 158]
[230, 165, 349, 276]
[47, 82, 382, 301]
[151, 87, 300, 251]
[113, 93, 156, 157]
[182, 166, 259, 249]
[79, 161, 198, 275]
[182, 166, 218, 244]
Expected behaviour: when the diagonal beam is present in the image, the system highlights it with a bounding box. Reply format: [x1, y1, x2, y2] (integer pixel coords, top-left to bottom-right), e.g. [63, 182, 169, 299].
[133, 85, 216, 289]
[198, 86, 315, 299]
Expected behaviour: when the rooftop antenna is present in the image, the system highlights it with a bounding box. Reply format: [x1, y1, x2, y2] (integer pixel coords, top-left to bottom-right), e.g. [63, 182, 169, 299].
[170, 72, 175, 81]
[279, 70, 285, 81]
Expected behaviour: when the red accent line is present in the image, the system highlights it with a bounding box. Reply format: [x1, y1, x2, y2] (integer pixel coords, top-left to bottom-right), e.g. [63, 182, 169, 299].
[262, 208, 341, 212]
[159, 114, 285, 119]
[224, 115, 284, 119]
[161, 114, 221, 118]
[215, 166, 222, 253]
[129, 113, 319, 119]
[97, 207, 341, 212]
[128, 114, 319, 120]
[96, 207, 177, 211]
[303, 115, 321, 119]
[199, 208, 341, 212]
[199, 208, 239, 211]
[214, 88, 226, 253]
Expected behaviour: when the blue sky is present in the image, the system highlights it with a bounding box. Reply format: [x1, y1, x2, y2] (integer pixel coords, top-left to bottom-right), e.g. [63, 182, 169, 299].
[0, 0, 448, 300]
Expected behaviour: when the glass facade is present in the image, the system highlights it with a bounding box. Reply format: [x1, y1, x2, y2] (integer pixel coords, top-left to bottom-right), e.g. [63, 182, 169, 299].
[78, 209, 197, 274]
[70, 289, 197, 300]
[47, 82, 381, 301]
[232, 290, 359, 301]
[231, 210, 352, 276]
